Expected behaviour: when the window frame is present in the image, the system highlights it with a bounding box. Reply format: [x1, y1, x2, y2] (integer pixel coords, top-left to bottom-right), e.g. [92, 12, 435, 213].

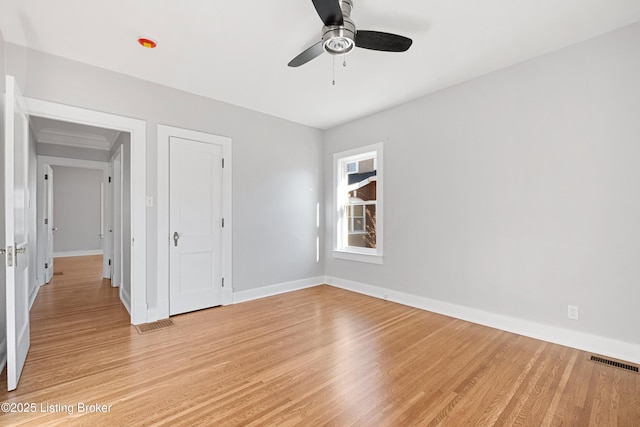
[333, 142, 384, 265]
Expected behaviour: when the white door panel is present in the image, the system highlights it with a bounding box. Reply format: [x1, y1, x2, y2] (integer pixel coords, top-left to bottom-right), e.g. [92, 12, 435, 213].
[112, 148, 122, 289]
[44, 165, 54, 284]
[169, 137, 223, 315]
[4, 75, 31, 391]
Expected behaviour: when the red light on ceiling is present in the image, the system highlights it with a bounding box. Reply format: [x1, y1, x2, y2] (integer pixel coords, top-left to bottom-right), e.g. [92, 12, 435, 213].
[137, 37, 157, 49]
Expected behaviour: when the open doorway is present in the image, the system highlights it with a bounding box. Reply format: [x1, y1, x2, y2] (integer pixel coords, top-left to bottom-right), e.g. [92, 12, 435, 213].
[25, 98, 147, 325]
[32, 116, 132, 313]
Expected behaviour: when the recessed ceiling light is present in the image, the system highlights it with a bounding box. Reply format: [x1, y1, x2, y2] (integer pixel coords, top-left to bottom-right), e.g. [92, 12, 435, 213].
[137, 37, 157, 49]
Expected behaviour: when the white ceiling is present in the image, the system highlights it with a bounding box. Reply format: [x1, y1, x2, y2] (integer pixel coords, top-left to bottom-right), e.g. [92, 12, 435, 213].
[31, 116, 121, 151]
[1, 0, 640, 129]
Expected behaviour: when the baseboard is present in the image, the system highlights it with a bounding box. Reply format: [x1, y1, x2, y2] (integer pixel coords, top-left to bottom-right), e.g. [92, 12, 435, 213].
[120, 287, 132, 316]
[146, 307, 164, 324]
[329, 277, 640, 365]
[54, 250, 104, 258]
[233, 276, 325, 304]
[28, 283, 40, 310]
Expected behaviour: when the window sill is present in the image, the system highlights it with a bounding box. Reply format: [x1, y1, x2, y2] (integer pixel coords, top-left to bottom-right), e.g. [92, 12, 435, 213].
[333, 250, 383, 265]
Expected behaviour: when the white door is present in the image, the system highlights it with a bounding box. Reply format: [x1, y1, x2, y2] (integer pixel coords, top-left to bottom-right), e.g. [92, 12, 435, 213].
[169, 136, 223, 315]
[112, 147, 122, 289]
[44, 165, 54, 283]
[3, 76, 31, 391]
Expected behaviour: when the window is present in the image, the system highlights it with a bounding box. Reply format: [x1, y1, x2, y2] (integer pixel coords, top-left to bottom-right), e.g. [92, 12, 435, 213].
[333, 143, 383, 264]
[346, 161, 358, 174]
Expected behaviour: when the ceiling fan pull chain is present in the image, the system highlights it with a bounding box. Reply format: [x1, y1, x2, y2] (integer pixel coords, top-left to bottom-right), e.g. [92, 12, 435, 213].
[332, 55, 336, 86]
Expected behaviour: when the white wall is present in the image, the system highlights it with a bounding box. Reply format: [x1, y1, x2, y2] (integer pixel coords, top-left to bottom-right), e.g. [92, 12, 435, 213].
[51, 166, 103, 254]
[5, 43, 324, 313]
[0, 28, 7, 369]
[37, 143, 111, 162]
[324, 23, 640, 351]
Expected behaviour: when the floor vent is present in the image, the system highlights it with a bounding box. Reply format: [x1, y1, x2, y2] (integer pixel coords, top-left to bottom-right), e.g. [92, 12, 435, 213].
[135, 319, 175, 334]
[590, 355, 639, 373]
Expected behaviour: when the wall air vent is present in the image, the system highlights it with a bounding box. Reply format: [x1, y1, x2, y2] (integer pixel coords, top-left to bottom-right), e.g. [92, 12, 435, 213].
[590, 355, 638, 373]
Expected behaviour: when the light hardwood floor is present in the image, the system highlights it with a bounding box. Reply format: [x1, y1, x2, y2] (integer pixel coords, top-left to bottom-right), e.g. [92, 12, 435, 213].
[1, 255, 638, 426]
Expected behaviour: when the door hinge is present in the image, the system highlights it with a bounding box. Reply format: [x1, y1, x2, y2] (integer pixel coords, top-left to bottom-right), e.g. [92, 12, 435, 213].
[222, 218, 225, 228]
[44, 218, 49, 224]
[44, 174, 48, 180]
[222, 158, 225, 168]
[222, 277, 225, 288]
[108, 259, 112, 266]
[45, 262, 49, 269]
[109, 176, 112, 183]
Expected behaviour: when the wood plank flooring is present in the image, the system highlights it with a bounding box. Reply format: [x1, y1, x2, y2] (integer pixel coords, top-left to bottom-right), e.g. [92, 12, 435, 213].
[1, 255, 639, 426]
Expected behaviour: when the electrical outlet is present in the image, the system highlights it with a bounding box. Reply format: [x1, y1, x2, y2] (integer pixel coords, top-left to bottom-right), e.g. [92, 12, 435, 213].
[568, 305, 579, 320]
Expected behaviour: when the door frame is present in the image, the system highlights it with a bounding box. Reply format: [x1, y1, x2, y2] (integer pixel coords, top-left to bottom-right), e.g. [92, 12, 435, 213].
[156, 125, 232, 321]
[109, 145, 124, 295]
[42, 164, 54, 285]
[26, 98, 147, 325]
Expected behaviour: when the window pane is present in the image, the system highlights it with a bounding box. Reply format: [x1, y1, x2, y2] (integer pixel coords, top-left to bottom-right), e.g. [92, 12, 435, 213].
[348, 235, 367, 247]
[353, 205, 363, 216]
[359, 158, 375, 173]
[365, 205, 376, 248]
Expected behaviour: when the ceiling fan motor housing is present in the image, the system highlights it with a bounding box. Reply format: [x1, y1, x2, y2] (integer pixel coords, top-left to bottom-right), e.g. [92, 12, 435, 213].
[322, 0, 355, 55]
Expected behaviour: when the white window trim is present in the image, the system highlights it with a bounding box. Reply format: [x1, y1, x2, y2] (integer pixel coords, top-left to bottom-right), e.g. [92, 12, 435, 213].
[333, 142, 383, 265]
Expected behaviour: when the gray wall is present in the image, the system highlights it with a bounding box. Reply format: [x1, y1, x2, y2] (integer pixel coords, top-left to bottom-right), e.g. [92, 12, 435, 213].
[324, 23, 640, 346]
[6, 43, 324, 312]
[51, 166, 103, 254]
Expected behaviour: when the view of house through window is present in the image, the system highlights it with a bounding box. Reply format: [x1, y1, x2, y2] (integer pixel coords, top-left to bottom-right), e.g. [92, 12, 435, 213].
[334, 143, 383, 263]
[345, 157, 377, 249]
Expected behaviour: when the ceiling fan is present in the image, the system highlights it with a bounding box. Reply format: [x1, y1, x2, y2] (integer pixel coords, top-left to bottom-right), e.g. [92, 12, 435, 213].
[288, 0, 413, 67]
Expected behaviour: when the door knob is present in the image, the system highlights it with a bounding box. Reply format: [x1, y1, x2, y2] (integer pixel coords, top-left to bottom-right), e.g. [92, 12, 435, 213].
[173, 232, 180, 247]
[15, 245, 26, 268]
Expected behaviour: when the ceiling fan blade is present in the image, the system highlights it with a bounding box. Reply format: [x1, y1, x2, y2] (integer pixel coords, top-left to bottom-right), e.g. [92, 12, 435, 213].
[355, 30, 413, 52]
[311, 0, 344, 26]
[288, 41, 325, 67]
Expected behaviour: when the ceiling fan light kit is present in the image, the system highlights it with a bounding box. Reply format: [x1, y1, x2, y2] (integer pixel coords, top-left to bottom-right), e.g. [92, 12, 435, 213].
[288, 0, 413, 67]
[322, 0, 355, 55]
